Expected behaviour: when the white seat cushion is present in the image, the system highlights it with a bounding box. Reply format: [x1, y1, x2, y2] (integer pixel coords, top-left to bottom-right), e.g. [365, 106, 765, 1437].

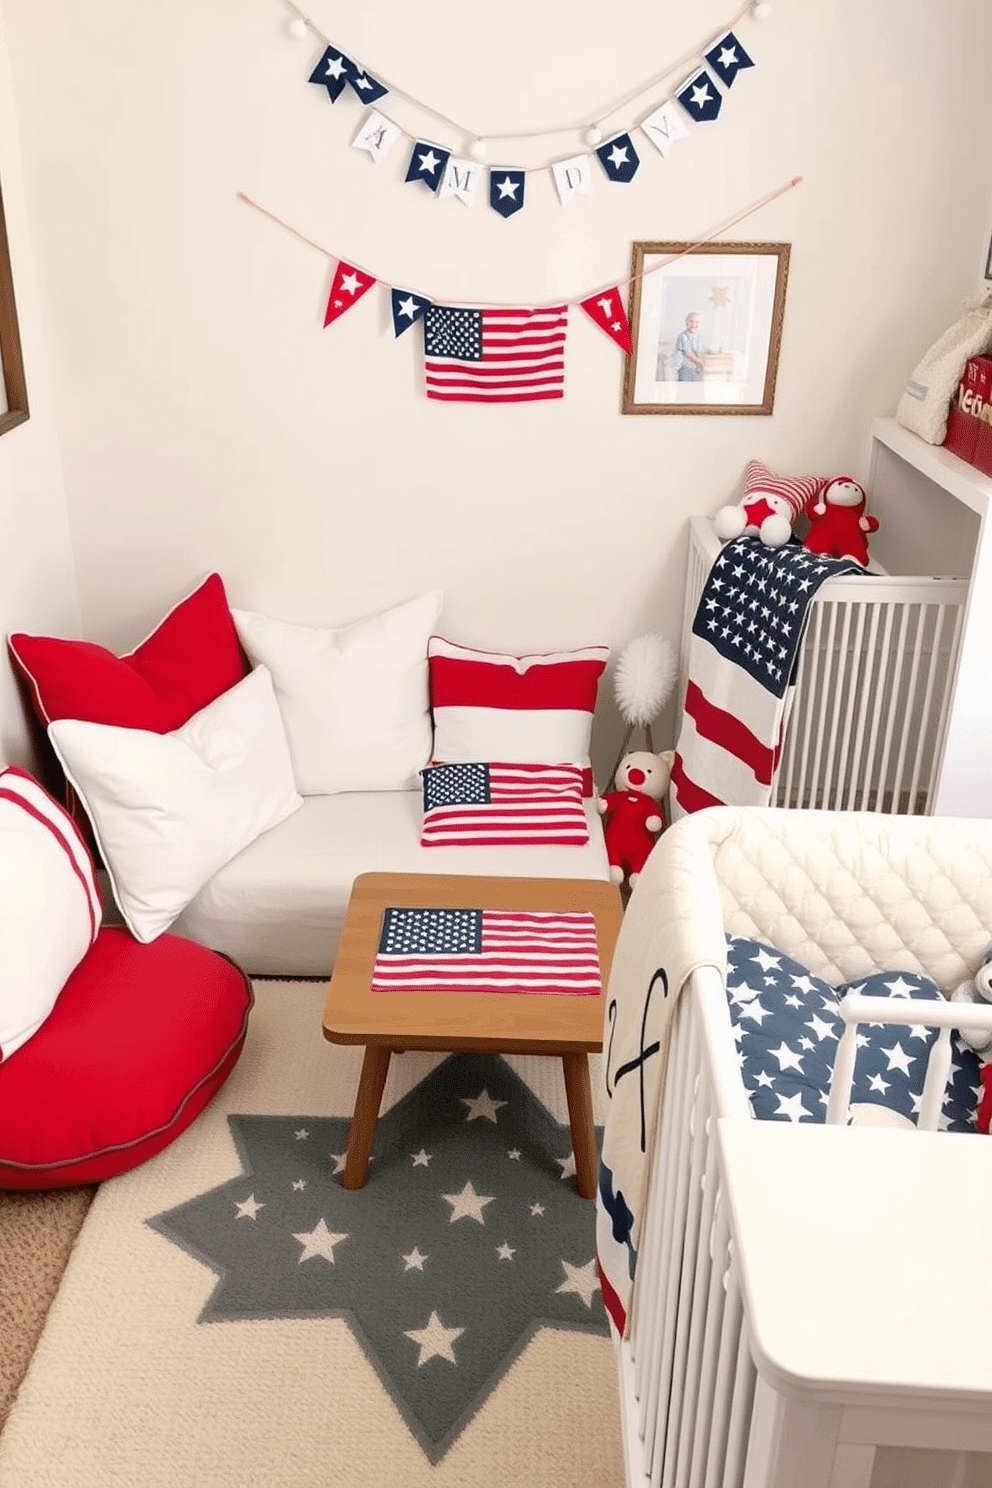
[174, 791, 611, 977]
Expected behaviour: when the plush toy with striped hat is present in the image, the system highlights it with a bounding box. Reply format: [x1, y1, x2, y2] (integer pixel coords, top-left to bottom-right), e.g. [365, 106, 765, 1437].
[713, 459, 828, 549]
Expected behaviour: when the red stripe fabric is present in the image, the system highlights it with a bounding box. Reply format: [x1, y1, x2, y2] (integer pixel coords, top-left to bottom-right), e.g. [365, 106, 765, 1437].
[682, 680, 775, 785]
[669, 751, 724, 814]
[429, 651, 607, 711]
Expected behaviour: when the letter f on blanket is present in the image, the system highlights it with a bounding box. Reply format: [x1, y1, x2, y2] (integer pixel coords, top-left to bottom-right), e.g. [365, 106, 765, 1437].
[670, 539, 860, 817]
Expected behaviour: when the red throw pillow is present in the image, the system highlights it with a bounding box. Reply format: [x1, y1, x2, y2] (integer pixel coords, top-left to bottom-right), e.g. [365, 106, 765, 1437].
[8, 573, 247, 733]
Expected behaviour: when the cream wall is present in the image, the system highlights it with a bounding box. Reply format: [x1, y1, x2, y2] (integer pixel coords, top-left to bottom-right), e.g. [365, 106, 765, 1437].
[1, 0, 991, 778]
[0, 14, 78, 771]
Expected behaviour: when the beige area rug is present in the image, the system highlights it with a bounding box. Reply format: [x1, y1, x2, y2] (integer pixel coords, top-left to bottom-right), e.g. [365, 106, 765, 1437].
[0, 980, 625, 1487]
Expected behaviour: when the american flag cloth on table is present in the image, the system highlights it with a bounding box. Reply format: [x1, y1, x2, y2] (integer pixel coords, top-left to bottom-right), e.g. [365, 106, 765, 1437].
[670, 537, 862, 818]
[371, 906, 602, 996]
[423, 303, 568, 403]
[419, 761, 589, 847]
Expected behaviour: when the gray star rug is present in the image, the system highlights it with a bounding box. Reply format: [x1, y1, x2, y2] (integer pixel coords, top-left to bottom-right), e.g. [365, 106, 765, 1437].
[0, 980, 624, 1488]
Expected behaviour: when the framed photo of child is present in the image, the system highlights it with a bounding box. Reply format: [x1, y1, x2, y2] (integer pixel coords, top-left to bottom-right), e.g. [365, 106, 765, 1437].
[621, 240, 790, 416]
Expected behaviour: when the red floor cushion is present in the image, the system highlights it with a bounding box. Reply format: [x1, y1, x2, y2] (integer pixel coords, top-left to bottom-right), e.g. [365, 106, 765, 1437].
[0, 927, 253, 1188]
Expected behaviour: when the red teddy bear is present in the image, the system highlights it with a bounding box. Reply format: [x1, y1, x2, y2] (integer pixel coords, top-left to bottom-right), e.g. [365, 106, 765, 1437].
[597, 750, 674, 889]
[802, 476, 879, 567]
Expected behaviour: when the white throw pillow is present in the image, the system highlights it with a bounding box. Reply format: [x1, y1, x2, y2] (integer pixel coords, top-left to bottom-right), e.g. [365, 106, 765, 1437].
[232, 591, 442, 795]
[48, 666, 303, 944]
[0, 767, 102, 1061]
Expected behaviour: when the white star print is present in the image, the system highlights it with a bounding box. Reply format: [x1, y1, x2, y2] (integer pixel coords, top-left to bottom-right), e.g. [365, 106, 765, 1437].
[353, 73, 374, 92]
[404, 1311, 464, 1367]
[507, 1149, 521, 1161]
[442, 1180, 495, 1224]
[461, 1090, 507, 1123]
[402, 1247, 428, 1272]
[292, 1179, 306, 1192]
[324, 55, 346, 80]
[867, 1073, 890, 1094]
[607, 144, 628, 169]
[496, 176, 518, 199]
[774, 1091, 808, 1122]
[338, 270, 363, 296]
[411, 1149, 431, 1167]
[397, 295, 419, 320]
[530, 1202, 545, 1217]
[556, 1258, 600, 1307]
[235, 1194, 264, 1221]
[690, 82, 712, 109]
[739, 1001, 770, 1026]
[770, 1041, 805, 1073]
[806, 1012, 838, 1042]
[293, 1217, 349, 1264]
[496, 1241, 516, 1261]
[417, 149, 440, 175]
[753, 948, 781, 973]
[555, 1152, 577, 1181]
[884, 976, 917, 998]
[295, 1129, 309, 1140]
[753, 1069, 775, 1088]
[881, 1042, 915, 1076]
[330, 1152, 347, 1174]
[717, 45, 738, 69]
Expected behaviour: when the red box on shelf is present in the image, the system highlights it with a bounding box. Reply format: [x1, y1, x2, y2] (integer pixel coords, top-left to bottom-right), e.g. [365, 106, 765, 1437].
[944, 354, 992, 470]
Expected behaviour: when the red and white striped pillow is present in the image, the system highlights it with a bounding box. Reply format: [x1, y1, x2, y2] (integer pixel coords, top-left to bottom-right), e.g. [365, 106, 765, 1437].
[427, 638, 609, 795]
[420, 761, 590, 847]
[0, 767, 102, 1062]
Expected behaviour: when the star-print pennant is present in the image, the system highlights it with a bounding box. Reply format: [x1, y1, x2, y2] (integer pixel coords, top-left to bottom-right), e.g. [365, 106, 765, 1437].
[391, 288, 432, 338]
[489, 169, 526, 219]
[323, 260, 376, 327]
[308, 45, 355, 103]
[579, 288, 633, 354]
[595, 134, 640, 184]
[346, 67, 389, 105]
[405, 141, 451, 193]
[676, 68, 724, 123]
[704, 30, 755, 89]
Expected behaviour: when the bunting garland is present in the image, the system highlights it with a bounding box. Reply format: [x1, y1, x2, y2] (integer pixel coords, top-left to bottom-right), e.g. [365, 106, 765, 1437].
[289, 7, 770, 217]
[237, 175, 802, 403]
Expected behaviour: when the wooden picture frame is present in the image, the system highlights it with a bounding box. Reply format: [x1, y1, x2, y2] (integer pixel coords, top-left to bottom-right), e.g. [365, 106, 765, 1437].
[622, 240, 790, 416]
[0, 175, 28, 437]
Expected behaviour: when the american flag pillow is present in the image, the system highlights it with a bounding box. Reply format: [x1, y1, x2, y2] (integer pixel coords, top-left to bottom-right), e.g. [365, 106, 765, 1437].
[427, 637, 609, 797]
[419, 761, 589, 847]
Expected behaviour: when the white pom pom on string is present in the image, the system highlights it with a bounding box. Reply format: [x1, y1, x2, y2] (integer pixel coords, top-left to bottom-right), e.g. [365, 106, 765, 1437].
[752, 1, 772, 18]
[584, 124, 603, 146]
[469, 138, 489, 162]
[614, 634, 678, 728]
[287, 16, 309, 39]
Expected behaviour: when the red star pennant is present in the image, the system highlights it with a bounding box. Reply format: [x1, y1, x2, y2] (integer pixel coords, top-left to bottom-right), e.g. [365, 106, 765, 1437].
[323, 260, 376, 327]
[578, 288, 633, 354]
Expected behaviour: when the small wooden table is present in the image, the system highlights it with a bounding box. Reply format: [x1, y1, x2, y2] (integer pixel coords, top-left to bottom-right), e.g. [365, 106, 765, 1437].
[322, 872, 623, 1198]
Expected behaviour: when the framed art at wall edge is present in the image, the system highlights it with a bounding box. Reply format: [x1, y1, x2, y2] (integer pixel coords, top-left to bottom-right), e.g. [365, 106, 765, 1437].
[622, 240, 790, 416]
[0, 175, 28, 438]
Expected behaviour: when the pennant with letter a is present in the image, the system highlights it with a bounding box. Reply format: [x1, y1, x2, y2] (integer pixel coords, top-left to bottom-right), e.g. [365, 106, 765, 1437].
[595, 134, 640, 184]
[391, 288, 432, 338]
[676, 68, 723, 123]
[489, 169, 526, 218]
[704, 31, 755, 88]
[579, 288, 633, 354]
[352, 109, 402, 164]
[308, 45, 354, 102]
[639, 100, 690, 157]
[323, 261, 376, 327]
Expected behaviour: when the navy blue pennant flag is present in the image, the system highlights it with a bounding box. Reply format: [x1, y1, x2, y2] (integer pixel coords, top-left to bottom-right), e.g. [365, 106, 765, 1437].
[405, 141, 451, 192]
[390, 288, 432, 338]
[704, 31, 755, 88]
[489, 169, 526, 218]
[346, 68, 389, 105]
[595, 133, 640, 183]
[308, 45, 354, 102]
[676, 68, 723, 123]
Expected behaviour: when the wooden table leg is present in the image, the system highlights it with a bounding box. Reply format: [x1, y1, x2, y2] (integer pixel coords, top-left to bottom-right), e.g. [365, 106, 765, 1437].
[561, 1052, 598, 1200]
[341, 1044, 392, 1190]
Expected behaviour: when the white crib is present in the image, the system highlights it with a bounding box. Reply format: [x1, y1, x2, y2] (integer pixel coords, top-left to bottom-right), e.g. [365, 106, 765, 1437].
[605, 807, 992, 1488]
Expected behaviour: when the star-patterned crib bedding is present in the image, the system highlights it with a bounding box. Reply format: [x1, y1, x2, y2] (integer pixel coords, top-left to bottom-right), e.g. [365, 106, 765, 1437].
[726, 935, 982, 1131]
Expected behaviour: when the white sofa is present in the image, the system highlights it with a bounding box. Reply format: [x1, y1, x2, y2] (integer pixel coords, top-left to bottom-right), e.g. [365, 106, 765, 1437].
[172, 790, 611, 977]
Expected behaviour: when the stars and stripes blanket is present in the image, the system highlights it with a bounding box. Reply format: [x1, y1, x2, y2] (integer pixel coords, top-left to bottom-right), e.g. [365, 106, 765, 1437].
[419, 761, 589, 848]
[670, 538, 862, 817]
[370, 906, 602, 996]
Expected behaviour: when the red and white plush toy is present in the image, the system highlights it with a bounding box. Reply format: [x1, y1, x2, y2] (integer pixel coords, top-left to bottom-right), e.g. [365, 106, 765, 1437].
[951, 944, 992, 1133]
[713, 459, 828, 549]
[597, 750, 674, 889]
[801, 476, 879, 567]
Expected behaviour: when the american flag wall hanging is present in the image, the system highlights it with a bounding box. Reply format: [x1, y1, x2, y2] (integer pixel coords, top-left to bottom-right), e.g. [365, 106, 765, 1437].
[422, 304, 568, 403]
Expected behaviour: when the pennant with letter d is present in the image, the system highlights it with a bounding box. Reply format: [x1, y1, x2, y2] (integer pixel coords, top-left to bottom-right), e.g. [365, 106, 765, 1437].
[323, 261, 375, 327]
[579, 288, 633, 354]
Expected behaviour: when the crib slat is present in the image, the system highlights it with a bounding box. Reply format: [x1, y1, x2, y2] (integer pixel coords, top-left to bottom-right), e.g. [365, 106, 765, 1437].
[674, 1102, 721, 1483]
[689, 1195, 731, 1488]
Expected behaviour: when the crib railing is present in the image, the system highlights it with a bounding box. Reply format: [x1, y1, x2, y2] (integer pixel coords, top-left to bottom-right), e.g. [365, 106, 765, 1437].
[617, 969, 992, 1488]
